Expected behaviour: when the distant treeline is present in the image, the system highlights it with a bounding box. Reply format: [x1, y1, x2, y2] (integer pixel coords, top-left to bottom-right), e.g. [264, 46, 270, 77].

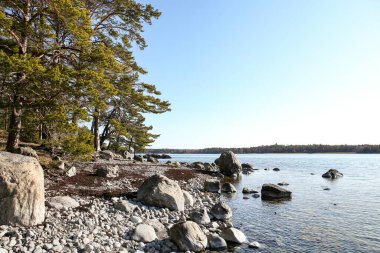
[148, 144, 380, 154]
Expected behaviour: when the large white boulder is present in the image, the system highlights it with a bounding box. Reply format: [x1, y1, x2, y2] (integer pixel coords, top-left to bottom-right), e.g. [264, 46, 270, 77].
[0, 152, 45, 226]
[137, 174, 185, 211]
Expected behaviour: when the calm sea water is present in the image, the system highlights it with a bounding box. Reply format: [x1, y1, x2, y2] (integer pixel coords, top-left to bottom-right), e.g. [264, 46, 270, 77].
[165, 154, 380, 253]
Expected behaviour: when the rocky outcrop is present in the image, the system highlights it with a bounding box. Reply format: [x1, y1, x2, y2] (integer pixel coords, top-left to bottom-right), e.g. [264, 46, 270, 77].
[215, 151, 242, 177]
[137, 174, 185, 211]
[220, 227, 247, 244]
[169, 221, 207, 252]
[95, 165, 119, 178]
[207, 233, 227, 250]
[221, 183, 237, 193]
[132, 224, 157, 242]
[47, 196, 79, 210]
[322, 169, 343, 179]
[0, 152, 45, 226]
[210, 202, 232, 221]
[204, 179, 220, 192]
[261, 183, 292, 200]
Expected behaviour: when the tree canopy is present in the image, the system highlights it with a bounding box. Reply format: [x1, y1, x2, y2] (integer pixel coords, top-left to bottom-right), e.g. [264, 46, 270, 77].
[0, 0, 170, 157]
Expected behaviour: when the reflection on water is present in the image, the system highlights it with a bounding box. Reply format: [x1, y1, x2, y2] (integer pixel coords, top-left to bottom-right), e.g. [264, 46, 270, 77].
[166, 154, 380, 253]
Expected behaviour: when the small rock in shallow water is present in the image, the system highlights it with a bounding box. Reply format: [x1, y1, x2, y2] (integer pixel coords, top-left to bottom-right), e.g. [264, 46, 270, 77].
[249, 241, 260, 248]
[273, 168, 280, 171]
[323, 187, 330, 191]
[243, 196, 249, 200]
[220, 227, 247, 244]
[277, 182, 289, 186]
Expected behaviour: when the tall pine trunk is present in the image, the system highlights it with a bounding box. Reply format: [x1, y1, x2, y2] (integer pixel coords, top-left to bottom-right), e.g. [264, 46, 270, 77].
[6, 99, 22, 151]
[93, 108, 101, 151]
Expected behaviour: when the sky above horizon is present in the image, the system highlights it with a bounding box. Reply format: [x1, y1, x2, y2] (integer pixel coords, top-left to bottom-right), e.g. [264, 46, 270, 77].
[134, 0, 380, 149]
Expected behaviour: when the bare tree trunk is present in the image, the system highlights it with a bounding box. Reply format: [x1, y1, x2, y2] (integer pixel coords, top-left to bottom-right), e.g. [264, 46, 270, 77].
[93, 108, 101, 151]
[6, 100, 22, 152]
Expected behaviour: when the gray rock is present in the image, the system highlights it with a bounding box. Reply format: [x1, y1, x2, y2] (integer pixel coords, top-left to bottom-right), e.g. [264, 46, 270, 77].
[95, 166, 119, 178]
[322, 169, 343, 179]
[220, 227, 247, 244]
[15, 147, 38, 159]
[130, 216, 143, 224]
[242, 187, 258, 194]
[221, 183, 237, 193]
[114, 200, 137, 213]
[0, 152, 45, 226]
[123, 151, 133, 160]
[207, 233, 227, 250]
[145, 219, 168, 240]
[249, 241, 261, 248]
[99, 150, 114, 160]
[210, 202, 232, 221]
[137, 174, 185, 211]
[147, 155, 159, 164]
[261, 183, 292, 200]
[190, 208, 210, 225]
[47, 196, 79, 209]
[273, 167, 280, 171]
[66, 167, 76, 177]
[183, 190, 194, 206]
[242, 163, 254, 171]
[278, 182, 289, 186]
[204, 179, 220, 193]
[214, 151, 242, 177]
[169, 221, 207, 252]
[134, 155, 144, 162]
[132, 224, 157, 242]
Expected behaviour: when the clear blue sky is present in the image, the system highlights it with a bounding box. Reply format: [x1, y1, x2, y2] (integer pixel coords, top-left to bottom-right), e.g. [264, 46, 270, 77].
[134, 0, 380, 149]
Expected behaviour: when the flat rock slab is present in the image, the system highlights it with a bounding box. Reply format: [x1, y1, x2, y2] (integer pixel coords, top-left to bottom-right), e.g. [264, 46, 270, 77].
[47, 196, 79, 210]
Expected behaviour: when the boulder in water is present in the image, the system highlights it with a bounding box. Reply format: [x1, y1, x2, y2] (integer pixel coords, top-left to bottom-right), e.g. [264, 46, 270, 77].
[220, 227, 247, 244]
[221, 183, 237, 193]
[215, 151, 242, 177]
[210, 202, 232, 221]
[322, 169, 343, 179]
[207, 233, 227, 250]
[261, 183, 292, 200]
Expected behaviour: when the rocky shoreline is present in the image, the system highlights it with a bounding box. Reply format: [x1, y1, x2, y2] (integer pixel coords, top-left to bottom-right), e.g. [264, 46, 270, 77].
[0, 151, 260, 253]
[0, 149, 344, 253]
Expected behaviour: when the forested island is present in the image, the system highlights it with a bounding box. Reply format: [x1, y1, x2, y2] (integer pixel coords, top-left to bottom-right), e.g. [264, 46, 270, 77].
[149, 144, 380, 154]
